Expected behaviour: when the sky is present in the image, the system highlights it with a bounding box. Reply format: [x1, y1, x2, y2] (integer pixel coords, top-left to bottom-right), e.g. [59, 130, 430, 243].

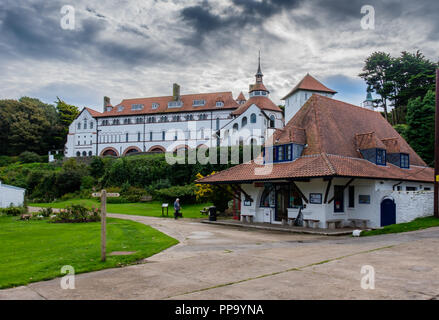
[0, 0, 438, 112]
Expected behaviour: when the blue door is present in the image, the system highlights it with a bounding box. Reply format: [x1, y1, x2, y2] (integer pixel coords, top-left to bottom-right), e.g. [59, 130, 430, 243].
[380, 199, 396, 226]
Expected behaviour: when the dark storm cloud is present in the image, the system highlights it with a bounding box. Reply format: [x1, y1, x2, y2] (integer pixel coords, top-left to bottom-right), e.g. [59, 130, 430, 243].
[0, 1, 163, 66]
[180, 0, 303, 44]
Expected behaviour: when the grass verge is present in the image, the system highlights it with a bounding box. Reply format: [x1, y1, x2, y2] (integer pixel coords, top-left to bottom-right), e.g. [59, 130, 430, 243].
[361, 216, 439, 237]
[0, 215, 178, 289]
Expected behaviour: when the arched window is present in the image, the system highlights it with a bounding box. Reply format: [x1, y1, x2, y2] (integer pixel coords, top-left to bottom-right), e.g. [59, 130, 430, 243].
[269, 115, 275, 128]
[250, 113, 257, 123]
[76, 151, 80, 157]
[242, 117, 247, 127]
[82, 151, 86, 157]
[88, 151, 92, 156]
[233, 123, 238, 132]
[260, 187, 274, 207]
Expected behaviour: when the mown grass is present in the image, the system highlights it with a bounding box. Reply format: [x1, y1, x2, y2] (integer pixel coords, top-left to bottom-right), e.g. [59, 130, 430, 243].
[30, 199, 211, 219]
[361, 216, 439, 236]
[0, 216, 178, 289]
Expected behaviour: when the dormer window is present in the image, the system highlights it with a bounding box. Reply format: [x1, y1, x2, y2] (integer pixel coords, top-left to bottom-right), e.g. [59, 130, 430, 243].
[152, 103, 159, 110]
[193, 100, 206, 107]
[400, 153, 409, 169]
[168, 101, 182, 108]
[117, 105, 124, 112]
[263, 143, 303, 164]
[216, 101, 224, 107]
[250, 91, 268, 97]
[105, 106, 113, 112]
[131, 104, 144, 111]
[376, 149, 386, 166]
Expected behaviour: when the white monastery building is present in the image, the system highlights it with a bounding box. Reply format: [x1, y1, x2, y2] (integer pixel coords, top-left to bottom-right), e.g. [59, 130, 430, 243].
[65, 58, 284, 157]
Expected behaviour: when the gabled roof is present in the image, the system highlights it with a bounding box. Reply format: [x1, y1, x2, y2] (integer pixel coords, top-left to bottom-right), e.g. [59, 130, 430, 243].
[231, 96, 282, 116]
[198, 94, 432, 184]
[281, 74, 337, 100]
[236, 92, 246, 101]
[84, 107, 103, 117]
[95, 92, 239, 117]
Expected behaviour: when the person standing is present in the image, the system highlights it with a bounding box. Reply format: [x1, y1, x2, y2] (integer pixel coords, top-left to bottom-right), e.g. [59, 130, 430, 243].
[174, 198, 181, 219]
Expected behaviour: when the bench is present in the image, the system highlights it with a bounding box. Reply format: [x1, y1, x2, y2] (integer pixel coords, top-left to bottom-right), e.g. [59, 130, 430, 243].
[200, 207, 209, 215]
[287, 217, 296, 226]
[240, 214, 254, 223]
[326, 219, 343, 229]
[303, 219, 320, 229]
[348, 219, 369, 229]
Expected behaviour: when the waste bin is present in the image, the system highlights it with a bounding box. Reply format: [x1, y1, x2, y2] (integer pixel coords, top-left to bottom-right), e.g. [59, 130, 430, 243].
[208, 206, 217, 221]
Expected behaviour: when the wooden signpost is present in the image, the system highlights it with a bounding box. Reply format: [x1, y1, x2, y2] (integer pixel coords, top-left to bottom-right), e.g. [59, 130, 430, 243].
[92, 190, 120, 262]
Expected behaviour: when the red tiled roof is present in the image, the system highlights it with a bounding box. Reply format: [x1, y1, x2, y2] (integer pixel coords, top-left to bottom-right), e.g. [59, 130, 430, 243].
[197, 154, 434, 184]
[281, 74, 337, 100]
[355, 132, 386, 150]
[84, 107, 103, 117]
[94, 92, 239, 117]
[381, 137, 410, 154]
[199, 94, 432, 184]
[272, 126, 306, 145]
[236, 92, 246, 101]
[231, 96, 282, 116]
[249, 83, 269, 93]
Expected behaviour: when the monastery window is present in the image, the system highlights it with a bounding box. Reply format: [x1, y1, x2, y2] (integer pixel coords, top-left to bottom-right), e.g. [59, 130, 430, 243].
[250, 113, 256, 123]
[77, 122, 81, 130]
[200, 128, 205, 139]
[106, 106, 113, 112]
[149, 132, 153, 141]
[168, 101, 182, 108]
[406, 186, 417, 191]
[269, 115, 275, 128]
[216, 101, 224, 107]
[131, 104, 144, 111]
[136, 117, 143, 124]
[88, 151, 92, 156]
[264, 144, 295, 164]
[233, 123, 238, 132]
[400, 153, 409, 169]
[117, 105, 124, 112]
[162, 131, 166, 140]
[198, 114, 208, 120]
[113, 119, 120, 125]
[152, 103, 159, 110]
[82, 151, 87, 157]
[137, 132, 141, 142]
[186, 114, 194, 121]
[124, 118, 131, 125]
[90, 121, 94, 129]
[193, 100, 206, 107]
[260, 187, 275, 208]
[241, 117, 247, 128]
[76, 151, 80, 157]
[216, 118, 220, 130]
[348, 186, 355, 208]
[376, 149, 386, 166]
[126, 133, 129, 142]
[84, 120, 87, 130]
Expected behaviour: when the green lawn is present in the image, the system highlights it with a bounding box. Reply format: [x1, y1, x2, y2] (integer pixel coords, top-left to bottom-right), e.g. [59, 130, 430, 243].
[361, 216, 439, 236]
[31, 199, 211, 219]
[0, 216, 178, 289]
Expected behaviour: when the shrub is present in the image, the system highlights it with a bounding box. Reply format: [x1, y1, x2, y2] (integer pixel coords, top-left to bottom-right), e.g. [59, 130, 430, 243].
[106, 197, 129, 204]
[19, 151, 42, 164]
[0, 206, 26, 216]
[51, 204, 100, 223]
[154, 184, 197, 204]
[81, 175, 95, 190]
[38, 207, 53, 217]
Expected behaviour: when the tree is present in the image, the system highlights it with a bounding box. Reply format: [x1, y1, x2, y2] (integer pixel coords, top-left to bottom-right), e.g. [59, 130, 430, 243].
[195, 172, 233, 212]
[56, 97, 79, 145]
[406, 90, 435, 166]
[359, 52, 394, 122]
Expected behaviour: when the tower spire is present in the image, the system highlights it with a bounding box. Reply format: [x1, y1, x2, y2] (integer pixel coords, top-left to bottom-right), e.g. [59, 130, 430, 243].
[255, 50, 263, 83]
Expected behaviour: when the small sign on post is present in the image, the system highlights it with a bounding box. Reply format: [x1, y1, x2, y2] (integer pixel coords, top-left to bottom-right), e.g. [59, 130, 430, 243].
[92, 190, 120, 262]
[162, 203, 169, 217]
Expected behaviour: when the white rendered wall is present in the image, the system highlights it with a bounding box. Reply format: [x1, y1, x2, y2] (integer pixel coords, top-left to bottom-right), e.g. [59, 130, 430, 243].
[0, 183, 25, 208]
[284, 91, 335, 124]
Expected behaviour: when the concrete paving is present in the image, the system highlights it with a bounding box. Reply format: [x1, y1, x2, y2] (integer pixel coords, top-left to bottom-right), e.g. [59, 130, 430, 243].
[1, 213, 439, 300]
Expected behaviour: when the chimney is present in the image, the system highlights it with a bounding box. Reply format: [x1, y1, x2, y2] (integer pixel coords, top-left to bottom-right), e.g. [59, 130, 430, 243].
[103, 96, 111, 108]
[173, 83, 180, 101]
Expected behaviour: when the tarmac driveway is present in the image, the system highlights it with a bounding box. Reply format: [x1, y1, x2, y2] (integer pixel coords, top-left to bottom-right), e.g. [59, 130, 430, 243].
[1, 214, 439, 300]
